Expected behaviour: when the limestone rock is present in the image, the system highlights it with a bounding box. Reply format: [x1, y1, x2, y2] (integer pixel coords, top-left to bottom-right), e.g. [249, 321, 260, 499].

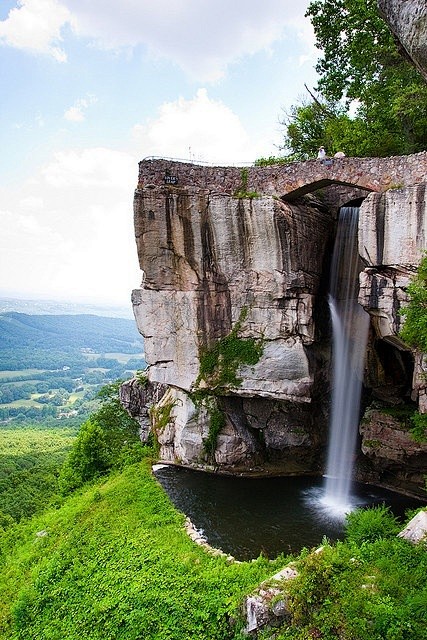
[152, 388, 207, 464]
[359, 267, 412, 340]
[378, 0, 427, 81]
[243, 565, 297, 635]
[359, 186, 427, 268]
[360, 408, 427, 494]
[119, 377, 168, 441]
[398, 510, 427, 544]
[129, 158, 427, 486]
[131, 182, 333, 470]
[133, 187, 332, 399]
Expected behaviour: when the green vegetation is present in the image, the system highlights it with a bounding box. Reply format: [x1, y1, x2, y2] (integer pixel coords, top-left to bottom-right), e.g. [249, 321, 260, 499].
[233, 167, 260, 199]
[0, 376, 426, 638]
[280, 0, 427, 159]
[60, 381, 144, 493]
[400, 255, 427, 354]
[0, 462, 286, 640]
[198, 396, 226, 460]
[0, 313, 146, 424]
[0, 312, 142, 356]
[197, 308, 263, 389]
[263, 506, 427, 640]
[254, 156, 295, 167]
[399, 254, 427, 441]
[0, 426, 76, 525]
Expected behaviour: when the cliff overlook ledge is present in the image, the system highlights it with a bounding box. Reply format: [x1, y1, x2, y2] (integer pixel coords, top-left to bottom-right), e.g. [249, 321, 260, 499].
[123, 154, 427, 495]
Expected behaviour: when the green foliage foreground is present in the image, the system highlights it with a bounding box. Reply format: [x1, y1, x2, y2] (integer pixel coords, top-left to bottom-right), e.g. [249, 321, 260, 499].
[1, 453, 426, 639]
[272, 506, 427, 640]
[1, 383, 426, 639]
[0, 462, 285, 640]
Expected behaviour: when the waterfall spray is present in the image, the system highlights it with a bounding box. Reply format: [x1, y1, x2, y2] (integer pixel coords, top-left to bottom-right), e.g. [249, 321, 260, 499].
[323, 207, 369, 514]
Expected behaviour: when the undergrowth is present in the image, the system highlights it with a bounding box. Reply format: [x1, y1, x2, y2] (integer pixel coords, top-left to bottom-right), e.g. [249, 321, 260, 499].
[0, 461, 286, 640]
[257, 505, 427, 640]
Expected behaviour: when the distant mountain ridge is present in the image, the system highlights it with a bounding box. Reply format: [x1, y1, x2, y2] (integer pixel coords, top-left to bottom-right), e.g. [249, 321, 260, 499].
[0, 312, 142, 354]
[0, 296, 133, 319]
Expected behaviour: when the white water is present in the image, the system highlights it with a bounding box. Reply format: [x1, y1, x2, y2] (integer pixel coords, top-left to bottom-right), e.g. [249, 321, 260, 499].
[323, 207, 370, 514]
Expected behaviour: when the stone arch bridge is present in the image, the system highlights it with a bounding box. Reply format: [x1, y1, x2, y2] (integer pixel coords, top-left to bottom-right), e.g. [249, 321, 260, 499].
[137, 152, 427, 201]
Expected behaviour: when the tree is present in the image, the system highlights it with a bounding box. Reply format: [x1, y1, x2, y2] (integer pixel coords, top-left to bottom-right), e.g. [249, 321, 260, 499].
[60, 420, 110, 492]
[60, 381, 144, 493]
[281, 95, 369, 159]
[286, 0, 427, 157]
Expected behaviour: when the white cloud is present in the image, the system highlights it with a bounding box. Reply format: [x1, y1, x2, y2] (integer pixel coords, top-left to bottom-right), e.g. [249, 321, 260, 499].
[0, 147, 141, 304]
[0, 0, 70, 61]
[132, 88, 264, 164]
[64, 94, 97, 122]
[1, 1, 313, 80]
[64, 106, 84, 122]
[64, 0, 312, 81]
[40, 147, 136, 188]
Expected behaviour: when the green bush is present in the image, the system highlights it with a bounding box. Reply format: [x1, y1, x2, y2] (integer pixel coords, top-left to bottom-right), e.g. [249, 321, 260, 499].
[400, 254, 427, 352]
[344, 505, 400, 545]
[60, 420, 110, 492]
[410, 411, 427, 443]
[60, 381, 148, 493]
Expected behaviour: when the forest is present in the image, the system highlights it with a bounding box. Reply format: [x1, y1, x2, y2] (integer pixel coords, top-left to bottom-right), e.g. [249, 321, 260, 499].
[0, 312, 145, 424]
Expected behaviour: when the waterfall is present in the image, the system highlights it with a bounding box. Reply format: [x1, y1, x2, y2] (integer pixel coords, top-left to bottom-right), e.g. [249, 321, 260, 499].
[323, 207, 369, 513]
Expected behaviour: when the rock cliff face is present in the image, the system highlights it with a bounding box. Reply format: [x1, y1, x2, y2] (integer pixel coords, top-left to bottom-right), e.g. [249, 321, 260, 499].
[378, 0, 427, 81]
[357, 186, 427, 493]
[131, 183, 333, 472]
[126, 157, 427, 495]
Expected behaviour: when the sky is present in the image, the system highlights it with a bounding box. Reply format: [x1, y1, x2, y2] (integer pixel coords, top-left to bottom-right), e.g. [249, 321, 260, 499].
[0, 0, 319, 308]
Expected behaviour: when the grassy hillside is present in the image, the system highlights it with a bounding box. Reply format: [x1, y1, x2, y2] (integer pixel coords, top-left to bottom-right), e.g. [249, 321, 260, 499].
[0, 461, 284, 640]
[0, 424, 426, 639]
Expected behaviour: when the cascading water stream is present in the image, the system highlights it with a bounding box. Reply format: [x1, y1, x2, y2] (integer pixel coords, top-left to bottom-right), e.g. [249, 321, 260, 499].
[323, 206, 370, 514]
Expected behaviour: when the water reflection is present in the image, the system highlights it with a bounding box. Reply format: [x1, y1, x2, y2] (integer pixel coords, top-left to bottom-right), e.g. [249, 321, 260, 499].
[154, 465, 422, 561]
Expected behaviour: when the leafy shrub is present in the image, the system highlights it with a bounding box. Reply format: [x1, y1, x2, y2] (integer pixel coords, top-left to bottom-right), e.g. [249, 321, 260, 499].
[410, 411, 427, 443]
[400, 253, 427, 352]
[60, 420, 110, 492]
[59, 381, 150, 493]
[344, 505, 400, 545]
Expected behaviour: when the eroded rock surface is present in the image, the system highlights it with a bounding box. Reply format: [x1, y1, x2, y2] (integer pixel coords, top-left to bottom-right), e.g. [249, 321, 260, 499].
[132, 182, 333, 470]
[360, 408, 427, 494]
[127, 157, 427, 490]
[378, 0, 427, 81]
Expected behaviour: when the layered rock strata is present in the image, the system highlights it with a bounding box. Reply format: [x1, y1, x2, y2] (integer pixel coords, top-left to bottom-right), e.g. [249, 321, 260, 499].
[132, 181, 334, 471]
[358, 186, 427, 493]
[128, 156, 427, 494]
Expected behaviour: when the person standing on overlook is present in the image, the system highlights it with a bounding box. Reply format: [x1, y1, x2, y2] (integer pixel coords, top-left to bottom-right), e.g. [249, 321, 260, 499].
[317, 146, 326, 161]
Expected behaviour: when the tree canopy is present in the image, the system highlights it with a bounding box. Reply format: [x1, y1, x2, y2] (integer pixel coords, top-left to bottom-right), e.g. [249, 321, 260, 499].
[281, 0, 427, 159]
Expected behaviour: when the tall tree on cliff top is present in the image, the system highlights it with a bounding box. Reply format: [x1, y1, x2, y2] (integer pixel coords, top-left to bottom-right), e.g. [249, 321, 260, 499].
[283, 0, 427, 158]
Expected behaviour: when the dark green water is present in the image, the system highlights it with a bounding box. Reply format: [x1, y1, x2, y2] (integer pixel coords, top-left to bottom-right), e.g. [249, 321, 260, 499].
[154, 465, 423, 561]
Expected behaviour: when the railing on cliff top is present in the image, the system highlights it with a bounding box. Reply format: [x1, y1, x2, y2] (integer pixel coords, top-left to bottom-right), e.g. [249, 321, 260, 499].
[141, 155, 256, 168]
